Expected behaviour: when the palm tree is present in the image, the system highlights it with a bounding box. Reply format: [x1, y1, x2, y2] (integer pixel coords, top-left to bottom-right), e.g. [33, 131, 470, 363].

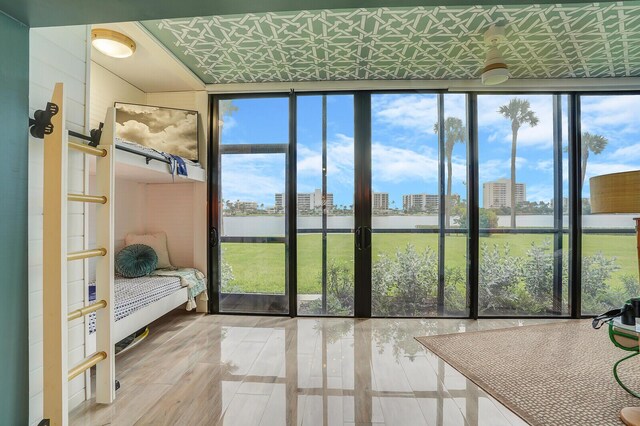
[581, 132, 608, 187]
[434, 117, 466, 227]
[220, 100, 238, 120]
[498, 98, 539, 228]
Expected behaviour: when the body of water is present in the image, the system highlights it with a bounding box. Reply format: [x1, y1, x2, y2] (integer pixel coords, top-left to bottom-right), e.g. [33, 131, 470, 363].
[221, 214, 637, 237]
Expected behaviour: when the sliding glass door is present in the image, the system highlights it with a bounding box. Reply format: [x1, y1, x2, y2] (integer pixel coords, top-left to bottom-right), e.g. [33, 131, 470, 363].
[209, 90, 605, 319]
[296, 94, 355, 316]
[580, 94, 640, 315]
[476, 94, 569, 316]
[213, 96, 290, 314]
[370, 93, 468, 317]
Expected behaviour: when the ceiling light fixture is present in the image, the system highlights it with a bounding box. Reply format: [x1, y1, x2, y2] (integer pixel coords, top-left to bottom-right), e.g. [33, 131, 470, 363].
[91, 29, 136, 59]
[481, 25, 509, 86]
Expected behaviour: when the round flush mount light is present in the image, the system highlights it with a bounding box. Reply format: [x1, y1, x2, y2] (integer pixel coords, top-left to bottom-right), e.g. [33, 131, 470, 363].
[481, 25, 509, 86]
[91, 29, 136, 58]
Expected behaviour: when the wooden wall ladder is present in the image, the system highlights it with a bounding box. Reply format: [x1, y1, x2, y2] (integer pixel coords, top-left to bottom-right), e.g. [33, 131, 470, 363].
[42, 83, 116, 425]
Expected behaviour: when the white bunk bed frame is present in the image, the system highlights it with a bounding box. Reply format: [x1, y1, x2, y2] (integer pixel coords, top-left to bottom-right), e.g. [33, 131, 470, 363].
[42, 83, 190, 425]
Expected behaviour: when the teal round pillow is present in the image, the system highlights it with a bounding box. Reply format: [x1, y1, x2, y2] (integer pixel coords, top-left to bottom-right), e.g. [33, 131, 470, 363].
[115, 244, 158, 278]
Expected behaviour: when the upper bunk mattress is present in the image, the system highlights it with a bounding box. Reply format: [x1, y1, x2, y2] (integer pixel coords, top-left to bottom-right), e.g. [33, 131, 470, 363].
[88, 275, 182, 334]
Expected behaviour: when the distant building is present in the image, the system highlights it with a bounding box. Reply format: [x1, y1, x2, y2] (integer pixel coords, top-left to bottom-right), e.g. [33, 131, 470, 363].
[483, 178, 526, 209]
[402, 193, 460, 212]
[275, 193, 285, 211]
[373, 192, 389, 210]
[236, 201, 258, 211]
[275, 189, 334, 211]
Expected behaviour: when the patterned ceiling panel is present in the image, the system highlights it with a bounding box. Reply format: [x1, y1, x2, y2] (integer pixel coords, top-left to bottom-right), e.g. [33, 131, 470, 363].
[141, 2, 640, 84]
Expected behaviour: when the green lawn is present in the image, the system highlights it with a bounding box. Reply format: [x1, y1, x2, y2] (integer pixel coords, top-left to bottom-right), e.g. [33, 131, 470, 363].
[221, 233, 638, 294]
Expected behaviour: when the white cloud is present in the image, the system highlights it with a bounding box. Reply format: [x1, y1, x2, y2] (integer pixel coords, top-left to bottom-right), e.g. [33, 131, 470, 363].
[584, 161, 639, 180]
[299, 128, 466, 189]
[373, 94, 439, 132]
[221, 154, 285, 205]
[526, 184, 554, 203]
[296, 134, 356, 195]
[372, 143, 438, 183]
[298, 132, 467, 191]
[479, 156, 527, 183]
[297, 144, 322, 176]
[220, 116, 237, 130]
[607, 143, 640, 163]
[581, 96, 640, 136]
[479, 159, 507, 183]
[534, 159, 554, 172]
[372, 93, 467, 135]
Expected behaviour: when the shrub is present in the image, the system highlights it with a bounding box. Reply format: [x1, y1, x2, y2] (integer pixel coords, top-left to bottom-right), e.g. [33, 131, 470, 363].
[300, 240, 628, 317]
[300, 262, 354, 315]
[372, 244, 438, 316]
[479, 243, 521, 313]
[220, 259, 240, 293]
[581, 253, 621, 313]
[521, 240, 558, 312]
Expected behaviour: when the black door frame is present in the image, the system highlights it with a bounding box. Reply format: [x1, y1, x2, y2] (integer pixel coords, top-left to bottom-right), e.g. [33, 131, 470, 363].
[208, 92, 293, 315]
[209, 90, 637, 319]
[353, 92, 372, 317]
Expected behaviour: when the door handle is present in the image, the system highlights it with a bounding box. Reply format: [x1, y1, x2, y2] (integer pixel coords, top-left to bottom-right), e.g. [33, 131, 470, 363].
[355, 227, 362, 250]
[363, 226, 372, 250]
[209, 227, 219, 247]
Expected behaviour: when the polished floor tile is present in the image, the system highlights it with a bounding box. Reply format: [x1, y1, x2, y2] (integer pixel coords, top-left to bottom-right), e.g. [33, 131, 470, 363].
[70, 311, 555, 425]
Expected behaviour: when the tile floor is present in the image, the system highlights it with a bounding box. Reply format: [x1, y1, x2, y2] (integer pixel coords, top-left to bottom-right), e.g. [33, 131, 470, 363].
[70, 310, 555, 425]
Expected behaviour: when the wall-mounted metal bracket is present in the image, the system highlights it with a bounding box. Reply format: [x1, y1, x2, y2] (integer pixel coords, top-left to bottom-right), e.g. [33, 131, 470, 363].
[29, 103, 103, 147]
[87, 122, 104, 147]
[29, 102, 59, 139]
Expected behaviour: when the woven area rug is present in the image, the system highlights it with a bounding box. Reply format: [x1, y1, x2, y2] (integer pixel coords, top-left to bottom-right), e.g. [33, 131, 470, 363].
[416, 320, 640, 426]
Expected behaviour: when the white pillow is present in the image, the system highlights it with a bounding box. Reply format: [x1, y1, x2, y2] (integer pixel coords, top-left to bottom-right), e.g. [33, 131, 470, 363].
[125, 232, 172, 269]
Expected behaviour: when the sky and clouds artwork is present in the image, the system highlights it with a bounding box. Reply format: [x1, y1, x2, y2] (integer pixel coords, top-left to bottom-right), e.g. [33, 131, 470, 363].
[115, 103, 199, 161]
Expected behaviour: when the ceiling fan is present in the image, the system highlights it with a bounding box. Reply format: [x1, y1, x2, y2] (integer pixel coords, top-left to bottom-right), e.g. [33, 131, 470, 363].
[481, 24, 509, 86]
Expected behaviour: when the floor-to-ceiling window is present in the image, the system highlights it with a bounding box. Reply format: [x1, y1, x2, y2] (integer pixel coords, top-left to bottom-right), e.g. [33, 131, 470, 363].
[296, 94, 355, 316]
[210, 90, 637, 319]
[580, 94, 640, 315]
[477, 94, 569, 316]
[215, 96, 291, 314]
[370, 93, 468, 317]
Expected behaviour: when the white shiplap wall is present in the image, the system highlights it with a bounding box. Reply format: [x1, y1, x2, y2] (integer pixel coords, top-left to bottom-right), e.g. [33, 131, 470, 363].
[28, 26, 90, 424]
[89, 61, 145, 131]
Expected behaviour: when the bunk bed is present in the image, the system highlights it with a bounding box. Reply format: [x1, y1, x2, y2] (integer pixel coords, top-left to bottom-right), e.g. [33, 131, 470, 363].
[88, 137, 206, 183]
[36, 83, 206, 425]
[87, 274, 188, 343]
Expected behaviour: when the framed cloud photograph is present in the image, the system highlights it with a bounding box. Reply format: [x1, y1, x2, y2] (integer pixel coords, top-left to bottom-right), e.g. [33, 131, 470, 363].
[114, 102, 199, 162]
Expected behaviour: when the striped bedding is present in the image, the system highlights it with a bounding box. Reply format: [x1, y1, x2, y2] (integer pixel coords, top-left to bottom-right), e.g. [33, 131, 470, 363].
[88, 275, 182, 335]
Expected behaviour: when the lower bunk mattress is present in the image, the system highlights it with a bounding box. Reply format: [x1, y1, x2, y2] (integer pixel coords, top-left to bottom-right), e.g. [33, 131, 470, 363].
[88, 275, 183, 334]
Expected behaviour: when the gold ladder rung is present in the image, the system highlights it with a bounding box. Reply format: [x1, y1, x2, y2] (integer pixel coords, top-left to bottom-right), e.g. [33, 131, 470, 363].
[67, 248, 107, 261]
[68, 352, 107, 381]
[68, 193, 107, 204]
[67, 300, 107, 321]
[68, 141, 107, 157]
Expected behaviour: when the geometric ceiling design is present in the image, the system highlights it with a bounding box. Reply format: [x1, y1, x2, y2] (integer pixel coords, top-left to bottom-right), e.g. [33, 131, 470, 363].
[142, 2, 640, 84]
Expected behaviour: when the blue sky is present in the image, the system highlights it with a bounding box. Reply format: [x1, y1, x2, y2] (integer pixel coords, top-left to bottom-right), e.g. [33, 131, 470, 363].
[220, 94, 640, 209]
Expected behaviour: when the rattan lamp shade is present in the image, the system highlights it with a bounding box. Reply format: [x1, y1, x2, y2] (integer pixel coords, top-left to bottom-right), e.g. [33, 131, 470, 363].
[590, 170, 640, 214]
